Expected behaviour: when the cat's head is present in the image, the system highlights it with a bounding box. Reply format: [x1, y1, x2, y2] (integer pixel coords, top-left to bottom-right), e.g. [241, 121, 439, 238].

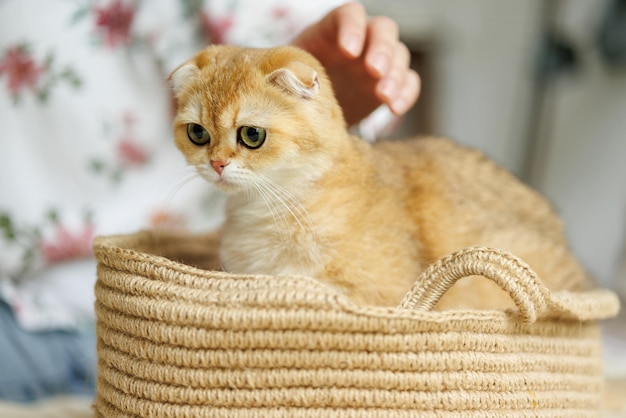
[169, 45, 346, 194]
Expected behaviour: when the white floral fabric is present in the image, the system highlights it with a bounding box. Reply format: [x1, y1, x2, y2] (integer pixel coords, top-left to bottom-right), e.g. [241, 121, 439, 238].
[0, 0, 346, 331]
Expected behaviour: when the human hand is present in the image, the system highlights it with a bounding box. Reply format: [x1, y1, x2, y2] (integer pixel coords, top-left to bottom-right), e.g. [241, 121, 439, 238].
[291, 2, 420, 126]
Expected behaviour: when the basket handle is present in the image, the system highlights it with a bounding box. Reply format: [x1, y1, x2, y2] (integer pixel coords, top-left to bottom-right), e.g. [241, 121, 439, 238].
[399, 247, 550, 323]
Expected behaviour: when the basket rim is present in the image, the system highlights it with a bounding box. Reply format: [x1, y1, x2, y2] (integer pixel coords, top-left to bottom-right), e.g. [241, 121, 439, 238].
[93, 229, 620, 324]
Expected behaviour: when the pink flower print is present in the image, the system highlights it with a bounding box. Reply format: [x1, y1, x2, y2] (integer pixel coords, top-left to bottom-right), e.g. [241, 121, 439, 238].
[116, 111, 149, 168]
[270, 6, 298, 40]
[0, 45, 43, 98]
[94, 0, 135, 48]
[116, 138, 148, 168]
[149, 210, 187, 231]
[40, 223, 95, 264]
[0, 44, 81, 103]
[89, 111, 150, 183]
[199, 11, 233, 45]
[121, 110, 137, 129]
[272, 6, 290, 19]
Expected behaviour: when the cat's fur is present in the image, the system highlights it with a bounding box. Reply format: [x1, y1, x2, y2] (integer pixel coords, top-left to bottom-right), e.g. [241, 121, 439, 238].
[170, 45, 590, 308]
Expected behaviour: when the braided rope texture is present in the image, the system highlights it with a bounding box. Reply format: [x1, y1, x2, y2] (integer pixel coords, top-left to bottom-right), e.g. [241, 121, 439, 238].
[93, 230, 620, 417]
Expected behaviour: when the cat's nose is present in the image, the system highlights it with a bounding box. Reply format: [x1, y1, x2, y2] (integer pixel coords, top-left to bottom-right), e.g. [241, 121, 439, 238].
[210, 160, 229, 175]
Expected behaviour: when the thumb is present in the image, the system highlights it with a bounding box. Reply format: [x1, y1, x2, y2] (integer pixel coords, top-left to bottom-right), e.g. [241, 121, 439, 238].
[292, 2, 367, 58]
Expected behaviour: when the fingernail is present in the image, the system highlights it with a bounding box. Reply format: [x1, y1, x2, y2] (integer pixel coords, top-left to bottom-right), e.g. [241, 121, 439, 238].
[378, 78, 396, 100]
[369, 53, 388, 76]
[391, 97, 406, 114]
[342, 34, 361, 57]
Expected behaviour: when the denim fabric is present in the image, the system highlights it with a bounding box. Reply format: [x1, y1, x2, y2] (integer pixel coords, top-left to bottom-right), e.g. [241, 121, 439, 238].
[0, 302, 96, 402]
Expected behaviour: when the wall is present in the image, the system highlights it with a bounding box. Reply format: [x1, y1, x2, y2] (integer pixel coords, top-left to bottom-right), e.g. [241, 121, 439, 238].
[362, 0, 542, 175]
[536, 0, 626, 288]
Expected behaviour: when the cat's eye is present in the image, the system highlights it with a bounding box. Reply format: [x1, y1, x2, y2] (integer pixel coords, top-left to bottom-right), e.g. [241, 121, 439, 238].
[187, 123, 210, 146]
[238, 126, 266, 149]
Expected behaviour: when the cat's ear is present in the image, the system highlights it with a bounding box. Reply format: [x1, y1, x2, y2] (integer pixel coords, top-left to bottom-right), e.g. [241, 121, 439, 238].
[168, 62, 200, 95]
[267, 62, 320, 99]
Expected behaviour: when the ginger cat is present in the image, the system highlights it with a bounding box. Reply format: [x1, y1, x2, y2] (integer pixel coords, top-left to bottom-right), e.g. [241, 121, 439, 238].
[170, 45, 590, 308]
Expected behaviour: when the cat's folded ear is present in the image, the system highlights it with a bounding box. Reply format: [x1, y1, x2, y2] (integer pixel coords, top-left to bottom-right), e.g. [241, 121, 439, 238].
[168, 62, 200, 95]
[267, 62, 320, 99]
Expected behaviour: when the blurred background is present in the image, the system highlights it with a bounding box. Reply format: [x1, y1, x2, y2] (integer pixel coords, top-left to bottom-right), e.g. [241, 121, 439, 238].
[362, 0, 626, 300]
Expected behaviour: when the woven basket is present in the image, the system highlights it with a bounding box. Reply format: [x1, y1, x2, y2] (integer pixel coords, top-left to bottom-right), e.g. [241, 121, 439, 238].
[93, 229, 620, 417]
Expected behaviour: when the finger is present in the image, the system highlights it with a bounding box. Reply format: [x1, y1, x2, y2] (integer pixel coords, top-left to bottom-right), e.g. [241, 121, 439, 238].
[334, 2, 368, 57]
[390, 69, 421, 116]
[363, 16, 400, 78]
[290, 2, 366, 57]
[375, 42, 411, 104]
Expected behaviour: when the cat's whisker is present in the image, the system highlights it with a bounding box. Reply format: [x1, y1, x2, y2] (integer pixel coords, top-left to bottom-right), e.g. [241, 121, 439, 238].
[242, 179, 254, 203]
[251, 176, 306, 230]
[248, 181, 290, 242]
[253, 174, 315, 235]
[160, 168, 201, 213]
[245, 177, 296, 241]
[248, 176, 298, 233]
[263, 178, 316, 232]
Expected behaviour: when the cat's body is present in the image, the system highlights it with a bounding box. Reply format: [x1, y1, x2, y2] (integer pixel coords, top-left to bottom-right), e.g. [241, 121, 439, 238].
[170, 45, 589, 308]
